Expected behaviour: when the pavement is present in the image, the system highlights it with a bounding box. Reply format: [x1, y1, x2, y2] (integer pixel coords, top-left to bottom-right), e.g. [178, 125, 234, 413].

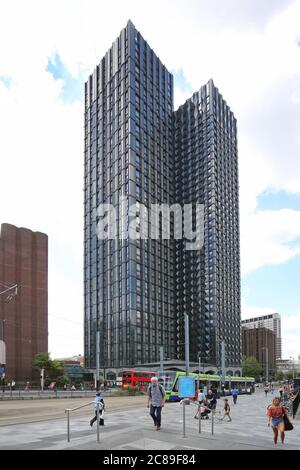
[0, 390, 299, 450]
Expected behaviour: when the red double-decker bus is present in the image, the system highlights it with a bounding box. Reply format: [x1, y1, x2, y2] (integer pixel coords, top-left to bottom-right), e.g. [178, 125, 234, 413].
[122, 370, 156, 390]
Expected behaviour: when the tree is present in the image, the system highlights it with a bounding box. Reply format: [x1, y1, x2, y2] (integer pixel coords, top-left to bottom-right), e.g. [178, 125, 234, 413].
[242, 356, 263, 380]
[275, 371, 284, 381]
[56, 375, 69, 387]
[32, 352, 64, 382]
[32, 352, 52, 371]
[284, 371, 294, 381]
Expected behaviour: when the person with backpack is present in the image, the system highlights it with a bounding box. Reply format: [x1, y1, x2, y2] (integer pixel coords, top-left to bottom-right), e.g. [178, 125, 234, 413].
[90, 391, 105, 427]
[147, 377, 165, 431]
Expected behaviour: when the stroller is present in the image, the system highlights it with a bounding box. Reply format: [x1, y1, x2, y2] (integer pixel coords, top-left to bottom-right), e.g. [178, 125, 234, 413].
[194, 403, 211, 420]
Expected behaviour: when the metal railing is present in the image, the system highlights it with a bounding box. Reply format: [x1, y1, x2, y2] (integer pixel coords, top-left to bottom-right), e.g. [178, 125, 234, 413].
[180, 399, 215, 438]
[292, 391, 300, 418]
[0, 389, 117, 400]
[65, 401, 102, 444]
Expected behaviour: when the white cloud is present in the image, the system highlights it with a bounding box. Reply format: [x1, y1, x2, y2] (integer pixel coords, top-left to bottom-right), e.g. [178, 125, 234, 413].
[241, 305, 276, 321]
[281, 313, 300, 359]
[241, 209, 300, 274]
[0, 0, 300, 356]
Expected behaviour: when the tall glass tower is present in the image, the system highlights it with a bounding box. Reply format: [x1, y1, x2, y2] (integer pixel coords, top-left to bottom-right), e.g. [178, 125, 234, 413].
[174, 81, 241, 368]
[84, 20, 175, 369]
[84, 21, 241, 371]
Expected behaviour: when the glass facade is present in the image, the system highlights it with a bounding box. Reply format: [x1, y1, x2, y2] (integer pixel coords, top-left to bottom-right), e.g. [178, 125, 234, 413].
[84, 22, 241, 370]
[84, 21, 175, 368]
[174, 81, 241, 367]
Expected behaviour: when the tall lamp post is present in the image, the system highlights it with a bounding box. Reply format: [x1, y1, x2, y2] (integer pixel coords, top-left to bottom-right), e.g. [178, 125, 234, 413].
[0, 284, 18, 300]
[0, 283, 18, 390]
[262, 347, 269, 384]
[289, 357, 295, 382]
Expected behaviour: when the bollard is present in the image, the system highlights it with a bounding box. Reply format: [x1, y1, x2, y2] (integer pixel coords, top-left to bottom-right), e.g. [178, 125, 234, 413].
[198, 405, 201, 434]
[96, 403, 100, 443]
[182, 401, 186, 438]
[66, 409, 70, 442]
[211, 409, 214, 435]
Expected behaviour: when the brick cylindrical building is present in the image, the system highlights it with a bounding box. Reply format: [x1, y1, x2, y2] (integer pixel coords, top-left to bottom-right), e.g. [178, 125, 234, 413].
[0, 224, 48, 381]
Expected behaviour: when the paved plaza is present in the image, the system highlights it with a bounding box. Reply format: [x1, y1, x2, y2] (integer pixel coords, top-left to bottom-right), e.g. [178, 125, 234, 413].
[0, 391, 299, 450]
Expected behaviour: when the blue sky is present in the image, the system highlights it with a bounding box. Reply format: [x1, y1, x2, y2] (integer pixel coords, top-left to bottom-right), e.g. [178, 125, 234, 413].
[172, 68, 193, 94]
[0, 75, 11, 89]
[257, 191, 300, 212]
[242, 190, 300, 319]
[46, 53, 84, 104]
[242, 256, 300, 315]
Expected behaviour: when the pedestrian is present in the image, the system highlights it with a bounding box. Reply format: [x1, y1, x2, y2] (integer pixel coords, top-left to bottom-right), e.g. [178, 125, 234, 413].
[194, 389, 206, 419]
[197, 388, 205, 404]
[90, 391, 105, 427]
[220, 398, 232, 422]
[11, 380, 16, 391]
[264, 385, 269, 397]
[206, 389, 217, 410]
[266, 397, 289, 446]
[147, 377, 165, 431]
[279, 386, 283, 400]
[231, 387, 239, 404]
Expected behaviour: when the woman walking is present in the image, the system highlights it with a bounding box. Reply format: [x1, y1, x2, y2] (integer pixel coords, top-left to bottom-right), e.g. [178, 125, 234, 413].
[266, 397, 288, 446]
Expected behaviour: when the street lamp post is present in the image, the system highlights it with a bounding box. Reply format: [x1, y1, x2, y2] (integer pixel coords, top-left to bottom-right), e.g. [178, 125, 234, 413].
[0, 284, 18, 299]
[289, 357, 295, 382]
[262, 347, 269, 384]
[0, 283, 18, 382]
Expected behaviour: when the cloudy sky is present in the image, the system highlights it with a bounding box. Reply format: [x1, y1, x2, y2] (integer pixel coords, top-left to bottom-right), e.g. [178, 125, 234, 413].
[0, 0, 299, 360]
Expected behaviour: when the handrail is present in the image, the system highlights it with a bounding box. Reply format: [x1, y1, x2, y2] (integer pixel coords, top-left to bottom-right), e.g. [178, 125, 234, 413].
[292, 391, 300, 418]
[65, 401, 101, 443]
[65, 401, 94, 413]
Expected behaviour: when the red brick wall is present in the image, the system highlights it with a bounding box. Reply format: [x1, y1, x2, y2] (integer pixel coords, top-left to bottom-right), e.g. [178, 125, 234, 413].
[242, 326, 276, 372]
[0, 224, 48, 381]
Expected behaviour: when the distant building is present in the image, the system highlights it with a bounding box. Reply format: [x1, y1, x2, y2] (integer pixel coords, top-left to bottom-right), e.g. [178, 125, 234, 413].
[276, 356, 300, 374]
[242, 326, 276, 376]
[57, 355, 84, 367]
[0, 223, 48, 381]
[242, 313, 282, 360]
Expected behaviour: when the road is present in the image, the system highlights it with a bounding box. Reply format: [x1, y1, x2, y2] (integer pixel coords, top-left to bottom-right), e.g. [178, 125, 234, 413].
[0, 395, 146, 426]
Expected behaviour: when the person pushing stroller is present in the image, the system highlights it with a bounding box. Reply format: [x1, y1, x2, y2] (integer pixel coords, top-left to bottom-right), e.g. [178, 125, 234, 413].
[194, 400, 211, 420]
